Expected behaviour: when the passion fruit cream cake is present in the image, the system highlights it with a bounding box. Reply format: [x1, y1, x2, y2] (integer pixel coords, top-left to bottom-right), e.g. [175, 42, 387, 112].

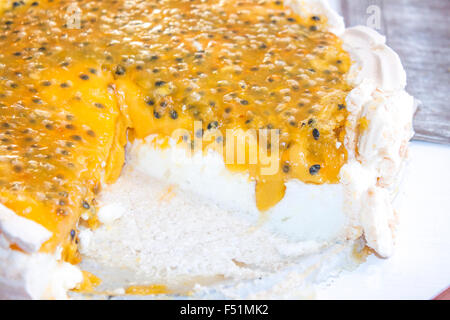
[0, 0, 415, 299]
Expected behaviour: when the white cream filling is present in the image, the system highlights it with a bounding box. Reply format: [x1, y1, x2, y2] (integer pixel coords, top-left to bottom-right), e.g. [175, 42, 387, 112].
[130, 137, 351, 244]
[78, 165, 356, 295]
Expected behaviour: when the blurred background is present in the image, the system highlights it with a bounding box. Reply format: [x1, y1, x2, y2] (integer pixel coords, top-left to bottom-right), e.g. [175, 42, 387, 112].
[330, 0, 450, 144]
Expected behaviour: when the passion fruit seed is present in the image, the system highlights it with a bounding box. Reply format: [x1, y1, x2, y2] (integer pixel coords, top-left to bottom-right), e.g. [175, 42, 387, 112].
[312, 128, 320, 140]
[309, 164, 321, 175]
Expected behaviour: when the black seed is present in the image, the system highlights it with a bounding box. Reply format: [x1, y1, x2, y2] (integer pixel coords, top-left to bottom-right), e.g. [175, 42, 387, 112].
[12, 2, 21, 8]
[169, 110, 178, 119]
[209, 101, 216, 107]
[59, 199, 66, 206]
[115, 65, 126, 75]
[89, 68, 97, 74]
[312, 128, 320, 140]
[160, 101, 167, 107]
[45, 124, 53, 130]
[175, 57, 183, 62]
[207, 121, 219, 130]
[79, 74, 89, 80]
[225, 107, 232, 113]
[32, 98, 42, 104]
[31, 2, 39, 6]
[87, 130, 96, 137]
[259, 43, 267, 49]
[65, 124, 75, 130]
[308, 119, 314, 125]
[274, 1, 282, 5]
[13, 51, 21, 56]
[309, 164, 321, 175]
[10, 82, 18, 88]
[155, 80, 166, 87]
[1, 122, 10, 128]
[287, 17, 296, 22]
[309, 26, 318, 32]
[195, 129, 204, 138]
[150, 55, 159, 61]
[60, 61, 70, 67]
[336, 60, 342, 64]
[60, 82, 70, 88]
[240, 99, 249, 105]
[94, 102, 105, 109]
[70, 229, 76, 239]
[282, 163, 290, 173]
[71, 135, 82, 141]
[82, 201, 90, 209]
[41, 80, 51, 86]
[338, 104, 346, 110]
[311, 16, 321, 21]
[152, 68, 159, 73]
[146, 99, 155, 106]
[13, 165, 22, 173]
[153, 110, 161, 119]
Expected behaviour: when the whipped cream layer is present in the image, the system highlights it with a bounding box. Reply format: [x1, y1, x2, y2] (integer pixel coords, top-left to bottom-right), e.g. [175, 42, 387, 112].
[78, 164, 361, 297]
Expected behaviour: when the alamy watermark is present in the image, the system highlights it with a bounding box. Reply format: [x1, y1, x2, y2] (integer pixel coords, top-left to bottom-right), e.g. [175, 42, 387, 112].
[164, 121, 281, 176]
[65, 3, 81, 29]
[366, 4, 382, 31]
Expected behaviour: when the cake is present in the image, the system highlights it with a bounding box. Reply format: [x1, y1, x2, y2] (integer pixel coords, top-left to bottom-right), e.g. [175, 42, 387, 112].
[0, 0, 415, 299]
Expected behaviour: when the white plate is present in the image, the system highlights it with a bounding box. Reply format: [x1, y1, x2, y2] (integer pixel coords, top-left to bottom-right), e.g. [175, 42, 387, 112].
[315, 141, 450, 299]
